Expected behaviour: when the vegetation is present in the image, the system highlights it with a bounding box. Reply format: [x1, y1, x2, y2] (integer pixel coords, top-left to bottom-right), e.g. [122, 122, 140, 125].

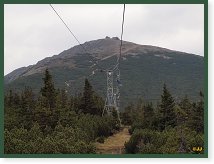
[4, 69, 204, 154]
[122, 84, 204, 154]
[4, 69, 119, 154]
[5, 51, 204, 109]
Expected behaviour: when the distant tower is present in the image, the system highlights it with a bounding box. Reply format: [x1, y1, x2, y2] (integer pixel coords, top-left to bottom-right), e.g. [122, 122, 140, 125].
[103, 70, 115, 115]
[103, 69, 121, 125]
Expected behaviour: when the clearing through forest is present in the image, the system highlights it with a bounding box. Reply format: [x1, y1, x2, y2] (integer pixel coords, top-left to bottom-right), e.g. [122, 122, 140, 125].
[95, 127, 131, 154]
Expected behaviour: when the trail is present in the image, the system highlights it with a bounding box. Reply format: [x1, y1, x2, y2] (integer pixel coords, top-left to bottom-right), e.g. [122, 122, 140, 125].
[95, 127, 131, 154]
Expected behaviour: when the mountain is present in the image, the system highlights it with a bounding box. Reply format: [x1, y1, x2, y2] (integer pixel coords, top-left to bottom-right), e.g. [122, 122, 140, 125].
[4, 37, 204, 109]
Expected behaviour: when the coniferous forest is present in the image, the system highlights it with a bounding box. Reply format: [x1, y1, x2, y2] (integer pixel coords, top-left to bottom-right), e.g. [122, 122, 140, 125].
[4, 69, 204, 154]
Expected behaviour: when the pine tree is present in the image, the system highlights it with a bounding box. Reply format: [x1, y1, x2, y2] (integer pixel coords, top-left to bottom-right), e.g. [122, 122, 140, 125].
[188, 91, 204, 133]
[179, 95, 192, 116]
[81, 79, 96, 115]
[158, 83, 177, 131]
[40, 69, 56, 110]
[35, 69, 59, 130]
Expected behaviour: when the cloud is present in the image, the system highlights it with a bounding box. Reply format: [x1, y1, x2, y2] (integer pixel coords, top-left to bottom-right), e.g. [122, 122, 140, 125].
[4, 4, 204, 75]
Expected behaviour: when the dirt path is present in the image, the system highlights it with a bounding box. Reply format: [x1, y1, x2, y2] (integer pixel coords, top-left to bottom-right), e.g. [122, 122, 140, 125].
[95, 127, 131, 154]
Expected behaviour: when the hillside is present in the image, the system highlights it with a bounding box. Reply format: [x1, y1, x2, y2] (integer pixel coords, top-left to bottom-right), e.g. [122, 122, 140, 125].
[4, 37, 204, 109]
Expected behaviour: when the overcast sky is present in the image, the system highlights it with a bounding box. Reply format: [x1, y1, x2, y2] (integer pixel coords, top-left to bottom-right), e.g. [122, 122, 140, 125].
[4, 4, 204, 75]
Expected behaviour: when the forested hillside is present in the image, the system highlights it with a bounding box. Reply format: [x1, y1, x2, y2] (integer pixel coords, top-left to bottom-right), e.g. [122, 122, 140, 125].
[4, 38, 204, 109]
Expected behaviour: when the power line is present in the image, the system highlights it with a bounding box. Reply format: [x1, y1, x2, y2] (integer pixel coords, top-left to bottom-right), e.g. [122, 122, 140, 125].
[49, 4, 87, 52]
[118, 4, 126, 66]
[50, 4, 126, 115]
[112, 4, 126, 71]
[50, 4, 126, 72]
[49, 4, 106, 71]
[104, 4, 126, 115]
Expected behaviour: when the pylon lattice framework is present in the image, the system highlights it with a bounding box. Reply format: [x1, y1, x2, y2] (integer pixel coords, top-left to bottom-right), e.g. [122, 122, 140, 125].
[103, 69, 121, 123]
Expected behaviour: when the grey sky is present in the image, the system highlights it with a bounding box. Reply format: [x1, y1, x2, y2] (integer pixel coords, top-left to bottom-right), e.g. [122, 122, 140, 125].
[4, 4, 204, 75]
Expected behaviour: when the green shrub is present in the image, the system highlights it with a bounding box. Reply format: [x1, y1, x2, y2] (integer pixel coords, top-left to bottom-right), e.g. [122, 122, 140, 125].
[125, 129, 167, 154]
[125, 126, 204, 154]
[138, 142, 156, 154]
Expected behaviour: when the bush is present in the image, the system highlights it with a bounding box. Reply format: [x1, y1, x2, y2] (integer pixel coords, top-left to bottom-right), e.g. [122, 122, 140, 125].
[128, 121, 144, 134]
[4, 121, 97, 154]
[125, 126, 204, 154]
[4, 113, 118, 154]
[125, 129, 167, 154]
[138, 142, 156, 154]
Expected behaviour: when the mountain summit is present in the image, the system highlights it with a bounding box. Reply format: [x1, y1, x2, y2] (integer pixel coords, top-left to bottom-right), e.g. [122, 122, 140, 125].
[4, 37, 204, 108]
[5, 37, 178, 82]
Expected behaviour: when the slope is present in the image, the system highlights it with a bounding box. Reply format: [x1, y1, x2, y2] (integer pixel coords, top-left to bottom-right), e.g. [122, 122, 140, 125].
[4, 37, 204, 109]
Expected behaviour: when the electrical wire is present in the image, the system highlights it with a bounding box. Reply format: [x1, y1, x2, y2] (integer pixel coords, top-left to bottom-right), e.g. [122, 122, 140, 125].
[49, 4, 126, 72]
[50, 4, 126, 114]
[49, 4, 86, 52]
[49, 4, 106, 72]
[118, 4, 126, 67]
[112, 4, 126, 71]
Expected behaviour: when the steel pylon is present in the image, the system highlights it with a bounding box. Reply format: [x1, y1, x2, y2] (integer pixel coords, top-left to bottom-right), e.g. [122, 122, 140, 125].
[103, 69, 121, 125]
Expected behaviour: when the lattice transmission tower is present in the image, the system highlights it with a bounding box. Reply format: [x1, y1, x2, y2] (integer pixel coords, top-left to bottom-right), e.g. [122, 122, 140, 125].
[103, 69, 121, 124]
